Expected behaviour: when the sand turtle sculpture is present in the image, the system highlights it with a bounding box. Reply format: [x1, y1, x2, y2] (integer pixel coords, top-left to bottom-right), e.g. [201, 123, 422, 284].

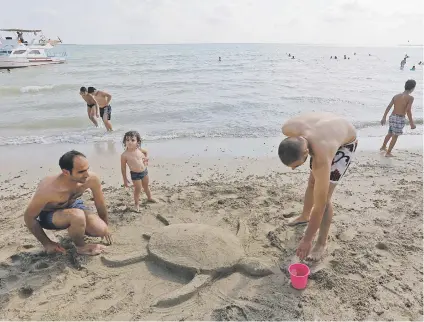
[100, 219, 275, 307]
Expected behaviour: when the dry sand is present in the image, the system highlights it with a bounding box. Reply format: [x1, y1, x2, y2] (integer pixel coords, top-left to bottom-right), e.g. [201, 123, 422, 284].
[0, 145, 423, 321]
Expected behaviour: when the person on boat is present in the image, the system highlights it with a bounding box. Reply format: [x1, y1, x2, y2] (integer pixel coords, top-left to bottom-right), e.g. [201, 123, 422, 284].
[79, 87, 99, 127]
[16, 31, 24, 43]
[23, 150, 113, 256]
[87, 87, 113, 131]
[278, 112, 358, 261]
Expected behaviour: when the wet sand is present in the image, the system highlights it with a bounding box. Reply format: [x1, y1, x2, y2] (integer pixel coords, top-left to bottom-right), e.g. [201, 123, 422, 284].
[0, 142, 422, 320]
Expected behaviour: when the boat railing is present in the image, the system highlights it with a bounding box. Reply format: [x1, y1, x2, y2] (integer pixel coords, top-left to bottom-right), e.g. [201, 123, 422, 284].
[46, 51, 67, 58]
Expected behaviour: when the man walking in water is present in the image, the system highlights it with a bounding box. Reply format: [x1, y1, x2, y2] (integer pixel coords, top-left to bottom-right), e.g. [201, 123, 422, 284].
[79, 87, 99, 127]
[380, 79, 416, 157]
[278, 112, 358, 260]
[23, 150, 112, 255]
[88, 87, 113, 131]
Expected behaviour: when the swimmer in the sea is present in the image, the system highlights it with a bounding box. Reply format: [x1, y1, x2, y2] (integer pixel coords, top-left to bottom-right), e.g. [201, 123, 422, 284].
[79, 87, 99, 127]
[380, 79, 416, 157]
[88, 87, 113, 131]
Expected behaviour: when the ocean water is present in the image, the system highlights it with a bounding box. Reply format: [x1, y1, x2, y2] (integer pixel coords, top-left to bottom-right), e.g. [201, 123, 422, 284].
[0, 44, 422, 147]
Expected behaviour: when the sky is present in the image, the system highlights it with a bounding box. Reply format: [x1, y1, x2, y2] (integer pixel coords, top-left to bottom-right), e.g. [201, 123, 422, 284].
[0, 0, 423, 46]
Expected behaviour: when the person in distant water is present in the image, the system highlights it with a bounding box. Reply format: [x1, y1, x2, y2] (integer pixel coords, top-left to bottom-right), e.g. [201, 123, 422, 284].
[87, 87, 113, 131]
[23, 150, 113, 256]
[330, 56, 333, 59]
[334, 56, 338, 59]
[278, 112, 358, 261]
[410, 65, 416, 71]
[380, 79, 416, 157]
[219, 56, 221, 62]
[400, 58, 406, 70]
[79, 87, 99, 127]
[418, 61, 422, 65]
[121, 131, 156, 212]
[344, 55, 347, 59]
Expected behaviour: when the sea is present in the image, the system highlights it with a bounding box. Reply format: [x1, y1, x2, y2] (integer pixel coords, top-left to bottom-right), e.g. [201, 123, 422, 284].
[0, 44, 422, 150]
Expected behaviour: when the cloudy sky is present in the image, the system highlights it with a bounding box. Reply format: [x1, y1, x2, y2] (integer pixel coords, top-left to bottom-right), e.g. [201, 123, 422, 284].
[1, 0, 422, 46]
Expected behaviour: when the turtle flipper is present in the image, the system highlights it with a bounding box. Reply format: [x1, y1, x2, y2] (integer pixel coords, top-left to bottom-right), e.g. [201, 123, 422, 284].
[100, 249, 148, 268]
[153, 273, 212, 307]
[237, 257, 274, 276]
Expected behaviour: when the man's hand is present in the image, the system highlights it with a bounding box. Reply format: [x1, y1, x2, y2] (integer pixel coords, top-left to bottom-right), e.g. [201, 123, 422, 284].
[380, 118, 386, 126]
[44, 242, 66, 254]
[411, 123, 416, 129]
[296, 237, 312, 260]
[102, 230, 113, 245]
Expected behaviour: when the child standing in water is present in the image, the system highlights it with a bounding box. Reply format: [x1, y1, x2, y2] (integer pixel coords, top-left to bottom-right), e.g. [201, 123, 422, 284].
[121, 131, 155, 211]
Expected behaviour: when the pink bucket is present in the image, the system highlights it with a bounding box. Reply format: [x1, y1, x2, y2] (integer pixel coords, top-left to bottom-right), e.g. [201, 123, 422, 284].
[289, 263, 310, 290]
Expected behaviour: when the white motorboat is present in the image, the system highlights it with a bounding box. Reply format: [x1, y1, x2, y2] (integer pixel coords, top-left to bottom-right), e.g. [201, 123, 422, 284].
[0, 28, 66, 70]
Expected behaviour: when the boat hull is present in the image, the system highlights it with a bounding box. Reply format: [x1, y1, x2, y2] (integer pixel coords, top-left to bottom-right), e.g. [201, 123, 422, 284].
[0, 57, 66, 69]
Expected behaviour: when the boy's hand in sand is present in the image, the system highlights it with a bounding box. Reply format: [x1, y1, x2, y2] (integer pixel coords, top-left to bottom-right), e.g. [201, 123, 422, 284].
[296, 238, 312, 260]
[44, 242, 66, 254]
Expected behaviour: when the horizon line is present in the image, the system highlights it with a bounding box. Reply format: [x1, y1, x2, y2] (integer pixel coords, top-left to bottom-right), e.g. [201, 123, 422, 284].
[59, 42, 424, 47]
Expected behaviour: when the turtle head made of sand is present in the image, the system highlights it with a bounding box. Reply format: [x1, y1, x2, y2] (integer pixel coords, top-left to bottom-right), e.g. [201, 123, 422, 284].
[101, 218, 275, 307]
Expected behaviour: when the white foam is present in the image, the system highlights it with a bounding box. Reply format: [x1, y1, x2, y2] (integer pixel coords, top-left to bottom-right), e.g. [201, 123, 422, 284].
[20, 85, 55, 93]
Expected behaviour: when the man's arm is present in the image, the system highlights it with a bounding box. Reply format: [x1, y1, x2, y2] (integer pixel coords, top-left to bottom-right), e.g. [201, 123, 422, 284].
[406, 96, 415, 128]
[100, 91, 112, 105]
[89, 174, 109, 224]
[303, 162, 331, 242]
[23, 193, 52, 246]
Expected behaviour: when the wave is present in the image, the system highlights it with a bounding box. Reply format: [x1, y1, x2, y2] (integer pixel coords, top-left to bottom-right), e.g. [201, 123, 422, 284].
[354, 118, 423, 128]
[0, 120, 422, 146]
[0, 84, 77, 95]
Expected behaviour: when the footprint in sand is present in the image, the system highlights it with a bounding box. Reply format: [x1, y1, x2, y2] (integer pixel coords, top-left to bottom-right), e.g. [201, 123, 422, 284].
[35, 261, 49, 270]
[375, 242, 389, 251]
[211, 304, 248, 321]
[18, 286, 34, 298]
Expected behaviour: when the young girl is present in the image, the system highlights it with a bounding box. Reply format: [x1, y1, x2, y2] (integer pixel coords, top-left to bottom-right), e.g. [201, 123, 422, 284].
[121, 131, 155, 211]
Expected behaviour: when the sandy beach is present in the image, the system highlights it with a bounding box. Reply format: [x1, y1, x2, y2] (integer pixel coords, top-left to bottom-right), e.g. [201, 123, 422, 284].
[0, 140, 422, 321]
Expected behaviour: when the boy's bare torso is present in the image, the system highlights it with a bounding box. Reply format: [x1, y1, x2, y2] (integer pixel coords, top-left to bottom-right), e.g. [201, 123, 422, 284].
[122, 149, 146, 172]
[392, 93, 413, 116]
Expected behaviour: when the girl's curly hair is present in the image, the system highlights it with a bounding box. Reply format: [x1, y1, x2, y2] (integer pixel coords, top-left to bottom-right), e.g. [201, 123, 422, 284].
[122, 130, 142, 148]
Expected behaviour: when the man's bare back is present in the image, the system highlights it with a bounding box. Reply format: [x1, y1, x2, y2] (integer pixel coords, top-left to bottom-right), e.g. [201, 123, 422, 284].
[282, 112, 357, 161]
[392, 93, 413, 116]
